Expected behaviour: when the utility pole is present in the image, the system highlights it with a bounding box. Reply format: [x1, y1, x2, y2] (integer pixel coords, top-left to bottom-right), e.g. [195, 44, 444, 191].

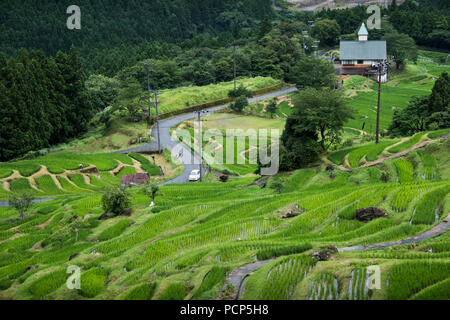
[232, 45, 238, 90]
[154, 91, 161, 154]
[375, 62, 383, 144]
[144, 62, 161, 154]
[197, 110, 203, 182]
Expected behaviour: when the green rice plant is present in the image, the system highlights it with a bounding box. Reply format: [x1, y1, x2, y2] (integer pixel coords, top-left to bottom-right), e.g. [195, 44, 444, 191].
[192, 266, 228, 299]
[387, 132, 426, 154]
[0, 169, 12, 179]
[394, 159, 413, 183]
[129, 153, 161, 176]
[122, 283, 157, 300]
[28, 269, 67, 299]
[99, 172, 120, 185]
[410, 278, 450, 300]
[256, 243, 312, 260]
[283, 169, 315, 192]
[158, 282, 186, 300]
[259, 254, 316, 300]
[412, 185, 450, 225]
[348, 140, 400, 167]
[328, 147, 358, 165]
[427, 129, 449, 139]
[9, 178, 37, 194]
[79, 267, 109, 298]
[57, 177, 82, 192]
[88, 175, 109, 188]
[387, 261, 450, 300]
[391, 182, 435, 212]
[69, 174, 97, 190]
[98, 219, 131, 241]
[347, 267, 370, 300]
[365, 140, 400, 161]
[116, 166, 136, 179]
[368, 167, 381, 183]
[15, 164, 42, 177]
[175, 250, 209, 269]
[35, 175, 63, 194]
[0, 277, 12, 290]
[417, 150, 437, 180]
[307, 273, 339, 300]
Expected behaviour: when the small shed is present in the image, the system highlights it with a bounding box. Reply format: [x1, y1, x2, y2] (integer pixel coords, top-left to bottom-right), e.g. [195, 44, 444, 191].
[121, 173, 150, 187]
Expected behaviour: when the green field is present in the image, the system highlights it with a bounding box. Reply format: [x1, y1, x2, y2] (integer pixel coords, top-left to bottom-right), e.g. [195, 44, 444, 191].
[344, 57, 450, 134]
[155, 77, 280, 115]
[0, 131, 448, 300]
[1, 55, 449, 301]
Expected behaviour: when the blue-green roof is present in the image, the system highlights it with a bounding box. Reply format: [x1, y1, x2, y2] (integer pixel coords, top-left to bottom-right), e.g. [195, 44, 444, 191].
[358, 23, 368, 36]
[340, 40, 387, 60]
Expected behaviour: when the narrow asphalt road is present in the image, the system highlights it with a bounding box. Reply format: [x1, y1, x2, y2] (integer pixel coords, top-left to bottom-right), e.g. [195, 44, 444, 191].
[223, 212, 450, 300]
[117, 86, 298, 184]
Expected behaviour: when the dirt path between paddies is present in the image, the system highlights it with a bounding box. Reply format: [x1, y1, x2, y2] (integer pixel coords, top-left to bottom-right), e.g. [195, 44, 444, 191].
[361, 132, 449, 168]
[321, 156, 352, 172]
[223, 212, 450, 300]
[331, 132, 449, 172]
[344, 127, 367, 136]
[31, 166, 63, 190]
[130, 158, 145, 174]
[339, 212, 450, 252]
[1, 170, 23, 191]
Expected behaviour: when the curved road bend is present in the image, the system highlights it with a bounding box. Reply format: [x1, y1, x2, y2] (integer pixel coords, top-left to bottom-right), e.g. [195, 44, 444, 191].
[223, 212, 450, 300]
[117, 87, 298, 184]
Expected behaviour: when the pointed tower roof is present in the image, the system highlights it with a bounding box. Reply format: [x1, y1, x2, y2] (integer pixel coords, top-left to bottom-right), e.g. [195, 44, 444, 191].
[358, 23, 368, 36]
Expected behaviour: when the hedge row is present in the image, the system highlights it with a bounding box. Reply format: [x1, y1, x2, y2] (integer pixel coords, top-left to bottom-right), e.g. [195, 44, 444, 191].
[159, 83, 287, 120]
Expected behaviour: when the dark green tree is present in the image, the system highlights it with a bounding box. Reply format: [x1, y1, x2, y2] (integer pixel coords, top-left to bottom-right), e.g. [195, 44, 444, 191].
[258, 16, 273, 39]
[287, 56, 337, 89]
[266, 99, 278, 118]
[8, 192, 34, 220]
[230, 96, 249, 112]
[289, 88, 353, 150]
[101, 187, 132, 216]
[388, 96, 430, 136]
[310, 19, 341, 47]
[384, 31, 418, 69]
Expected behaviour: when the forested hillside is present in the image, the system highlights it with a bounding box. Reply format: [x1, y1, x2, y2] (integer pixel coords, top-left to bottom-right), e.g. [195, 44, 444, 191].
[0, 48, 92, 161]
[0, 0, 272, 73]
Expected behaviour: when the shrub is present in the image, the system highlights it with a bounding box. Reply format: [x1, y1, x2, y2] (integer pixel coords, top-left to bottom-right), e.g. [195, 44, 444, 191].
[101, 187, 131, 216]
[230, 96, 248, 112]
[123, 283, 157, 300]
[158, 283, 186, 300]
[193, 267, 228, 299]
[80, 267, 108, 298]
[98, 219, 131, 241]
[28, 269, 67, 299]
[256, 243, 312, 260]
[0, 277, 12, 290]
[8, 192, 34, 220]
[380, 171, 390, 182]
[228, 85, 251, 98]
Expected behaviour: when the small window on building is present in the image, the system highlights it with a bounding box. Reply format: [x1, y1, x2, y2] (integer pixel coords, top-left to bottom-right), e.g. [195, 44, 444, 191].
[357, 60, 364, 64]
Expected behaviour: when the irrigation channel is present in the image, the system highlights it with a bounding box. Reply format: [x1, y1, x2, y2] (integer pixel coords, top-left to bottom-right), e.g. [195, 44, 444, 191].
[223, 212, 450, 300]
[0, 198, 54, 208]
